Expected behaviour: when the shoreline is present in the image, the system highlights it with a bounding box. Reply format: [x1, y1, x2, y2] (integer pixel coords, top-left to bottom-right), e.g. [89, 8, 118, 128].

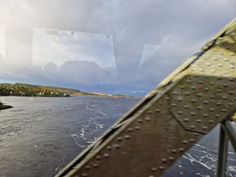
[0, 94, 133, 99]
[0, 83, 132, 98]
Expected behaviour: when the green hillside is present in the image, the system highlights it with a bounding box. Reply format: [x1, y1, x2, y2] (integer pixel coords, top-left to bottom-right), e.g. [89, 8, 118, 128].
[0, 83, 130, 98]
[0, 83, 79, 97]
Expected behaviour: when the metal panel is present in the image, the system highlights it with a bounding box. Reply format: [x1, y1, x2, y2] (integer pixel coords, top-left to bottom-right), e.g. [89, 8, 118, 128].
[55, 18, 236, 177]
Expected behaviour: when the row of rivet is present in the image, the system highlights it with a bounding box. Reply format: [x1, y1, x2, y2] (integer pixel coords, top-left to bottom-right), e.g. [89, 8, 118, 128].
[76, 116, 145, 177]
[148, 135, 198, 177]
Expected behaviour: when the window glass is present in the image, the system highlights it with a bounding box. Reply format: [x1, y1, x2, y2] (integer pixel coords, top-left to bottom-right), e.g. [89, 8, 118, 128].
[0, 1, 236, 177]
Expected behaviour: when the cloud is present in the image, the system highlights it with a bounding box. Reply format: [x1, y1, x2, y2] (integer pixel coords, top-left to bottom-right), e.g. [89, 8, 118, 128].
[33, 29, 116, 68]
[59, 60, 111, 85]
[0, 0, 236, 95]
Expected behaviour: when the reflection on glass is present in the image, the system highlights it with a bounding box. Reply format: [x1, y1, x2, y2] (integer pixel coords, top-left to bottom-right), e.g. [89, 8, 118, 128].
[0, 1, 236, 177]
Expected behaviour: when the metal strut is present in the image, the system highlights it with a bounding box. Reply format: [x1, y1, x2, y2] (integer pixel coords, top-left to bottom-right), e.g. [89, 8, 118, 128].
[217, 117, 236, 177]
[56, 18, 236, 177]
[217, 118, 236, 177]
[217, 121, 229, 177]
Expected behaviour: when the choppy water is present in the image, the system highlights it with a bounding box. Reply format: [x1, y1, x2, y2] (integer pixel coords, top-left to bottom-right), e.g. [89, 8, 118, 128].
[0, 96, 235, 177]
[0, 96, 139, 177]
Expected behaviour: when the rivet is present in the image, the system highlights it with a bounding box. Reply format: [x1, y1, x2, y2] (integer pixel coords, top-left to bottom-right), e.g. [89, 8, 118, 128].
[222, 96, 227, 100]
[210, 95, 215, 99]
[217, 102, 221, 106]
[171, 103, 176, 107]
[155, 109, 160, 113]
[203, 113, 209, 117]
[145, 117, 151, 121]
[213, 57, 218, 61]
[151, 167, 157, 172]
[85, 165, 91, 169]
[186, 79, 191, 83]
[199, 68, 204, 72]
[135, 126, 140, 130]
[173, 91, 178, 95]
[106, 146, 112, 150]
[190, 112, 196, 116]
[185, 92, 190, 96]
[211, 69, 216, 73]
[82, 173, 88, 177]
[191, 99, 196, 103]
[197, 119, 202, 123]
[223, 57, 228, 61]
[217, 89, 222, 93]
[197, 93, 203, 97]
[182, 140, 188, 144]
[117, 137, 123, 141]
[93, 163, 99, 168]
[113, 144, 120, 149]
[210, 108, 215, 112]
[189, 138, 195, 142]
[191, 86, 196, 90]
[179, 148, 184, 152]
[177, 111, 183, 115]
[203, 100, 209, 104]
[184, 105, 189, 109]
[229, 91, 234, 95]
[178, 98, 183, 102]
[104, 153, 110, 158]
[137, 119, 143, 123]
[169, 156, 174, 161]
[202, 126, 208, 130]
[223, 84, 228, 88]
[171, 149, 177, 154]
[149, 175, 155, 177]
[204, 88, 209, 91]
[159, 166, 165, 171]
[125, 135, 131, 140]
[127, 128, 133, 132]
[209, 120, 214, 124]
[147, 111, 153, 115]
[190, 125, 195, 129]
[215, 114, 220, 118]
[161, 158, 167, 163]
[184, 118, 189, 122]
[197, 106, 203, 110]
[96, 155, 102, 160]
[221, 108, 227, 112]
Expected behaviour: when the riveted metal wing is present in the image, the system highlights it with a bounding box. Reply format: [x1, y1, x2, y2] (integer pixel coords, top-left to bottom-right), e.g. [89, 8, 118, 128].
[55, 18, 236, 177]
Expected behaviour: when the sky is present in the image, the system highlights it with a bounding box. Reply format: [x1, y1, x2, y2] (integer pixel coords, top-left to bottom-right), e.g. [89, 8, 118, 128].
[0, 0, 235, 96]
[33, 29, 115, 68]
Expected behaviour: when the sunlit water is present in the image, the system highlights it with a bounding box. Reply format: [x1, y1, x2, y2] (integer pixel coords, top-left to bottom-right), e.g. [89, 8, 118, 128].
[0, 97, 235, 177]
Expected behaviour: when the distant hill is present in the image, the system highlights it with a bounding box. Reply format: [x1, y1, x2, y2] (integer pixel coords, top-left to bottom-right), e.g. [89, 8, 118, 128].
[0, 83, 129, 98]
